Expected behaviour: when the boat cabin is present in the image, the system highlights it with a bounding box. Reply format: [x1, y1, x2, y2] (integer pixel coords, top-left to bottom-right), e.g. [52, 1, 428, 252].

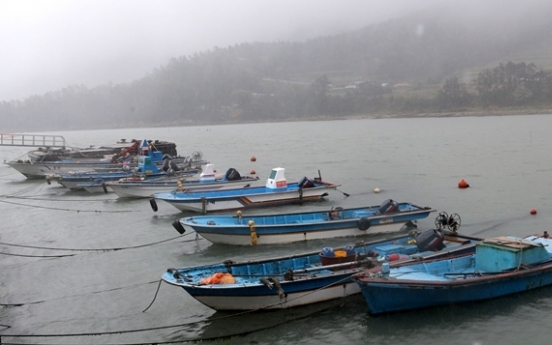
[266, 167, 287, 189]
[200, 163, 216, 181]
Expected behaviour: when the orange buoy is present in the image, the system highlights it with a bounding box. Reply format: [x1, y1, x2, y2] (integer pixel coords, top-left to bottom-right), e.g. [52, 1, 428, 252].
[458, 179, 469, 189]
[250, 170, 256, 174]
[250, 156, 256, 162]
[530, 208, 537, 215]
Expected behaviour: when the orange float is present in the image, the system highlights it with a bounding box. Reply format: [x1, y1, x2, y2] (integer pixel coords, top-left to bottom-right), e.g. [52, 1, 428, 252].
[458, 179, 469, 188]
[530, 209, 537, 215]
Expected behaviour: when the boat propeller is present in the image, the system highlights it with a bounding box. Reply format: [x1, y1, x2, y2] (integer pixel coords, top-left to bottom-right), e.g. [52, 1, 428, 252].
[435, 212, 461, 233]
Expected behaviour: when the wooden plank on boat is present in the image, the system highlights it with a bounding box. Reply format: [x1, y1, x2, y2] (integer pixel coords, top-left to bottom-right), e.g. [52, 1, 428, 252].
[444, 235, 471, 244]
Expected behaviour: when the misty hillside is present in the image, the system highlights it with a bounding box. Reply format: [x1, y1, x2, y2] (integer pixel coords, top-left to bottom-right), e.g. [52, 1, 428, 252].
[4, 3, 552, 132]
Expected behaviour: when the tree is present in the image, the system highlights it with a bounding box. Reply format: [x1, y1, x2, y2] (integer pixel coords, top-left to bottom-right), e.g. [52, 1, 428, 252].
[438, 76, 470, 108]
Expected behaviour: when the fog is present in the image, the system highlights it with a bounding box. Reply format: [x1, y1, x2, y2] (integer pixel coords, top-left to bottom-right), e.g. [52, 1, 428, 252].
[1, 0, 547, 102]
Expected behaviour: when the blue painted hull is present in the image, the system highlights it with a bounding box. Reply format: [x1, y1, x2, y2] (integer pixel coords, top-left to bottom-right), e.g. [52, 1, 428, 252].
[161, 230, 480, 310]
[152, 181, 337, 213]
[178, 201, 435, 245]
[353, 236, 552, 314]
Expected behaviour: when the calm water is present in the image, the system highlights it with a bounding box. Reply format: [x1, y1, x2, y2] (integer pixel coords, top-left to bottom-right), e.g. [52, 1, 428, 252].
[1, 115, 552, 344]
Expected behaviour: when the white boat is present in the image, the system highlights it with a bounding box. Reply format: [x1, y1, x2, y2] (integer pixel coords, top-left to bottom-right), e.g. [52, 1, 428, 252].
[106, 164, 261, 198]
[4, 139, 181, 179]
[150, 168, 339, 214]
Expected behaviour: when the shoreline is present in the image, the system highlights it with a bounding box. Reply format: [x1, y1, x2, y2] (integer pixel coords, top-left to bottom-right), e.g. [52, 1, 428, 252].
[341, 108, 552, 120]
[5, 109, 552, 133]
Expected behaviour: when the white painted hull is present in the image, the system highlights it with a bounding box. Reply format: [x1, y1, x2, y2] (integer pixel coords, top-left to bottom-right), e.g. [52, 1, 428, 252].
[160, 187, 330, 213]
[57, 180, 88, 190]
[184, 222, 412, 245]
[82, 185, 113, 193]
[191, 282, 360, 310]
[5, 161, 98, 179]
[110, 179, 259, 198]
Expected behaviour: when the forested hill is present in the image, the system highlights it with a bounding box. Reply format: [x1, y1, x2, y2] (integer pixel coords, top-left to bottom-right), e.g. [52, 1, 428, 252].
[4, 3, 552, 132]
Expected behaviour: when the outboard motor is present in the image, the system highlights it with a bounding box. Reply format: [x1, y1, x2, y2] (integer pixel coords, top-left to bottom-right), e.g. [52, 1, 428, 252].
[378, 199, 398, 214]
[298, 177, 315, 188]
[416, 229, 445, 251]
[162, 158, 170, 172]
[169, 160, 180, 172]
[225, 168, 241, 181]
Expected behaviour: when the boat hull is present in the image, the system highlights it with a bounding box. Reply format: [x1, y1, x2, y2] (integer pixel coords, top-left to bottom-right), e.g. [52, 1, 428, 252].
[179, 203, 435, 245]
[5, 161, 107, 179]
[162, 230, 480, 310]
[185, 220, 423, 245]
[109, 178, 259, 198]
[356, 258, 552, 314]
[354, 236, 552, 314]
[155, 185, 335, 213]
[179, 276, 361, 310]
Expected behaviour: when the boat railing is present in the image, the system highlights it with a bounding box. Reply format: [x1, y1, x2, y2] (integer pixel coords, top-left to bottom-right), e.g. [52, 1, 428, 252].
[0, 133, 66, 148]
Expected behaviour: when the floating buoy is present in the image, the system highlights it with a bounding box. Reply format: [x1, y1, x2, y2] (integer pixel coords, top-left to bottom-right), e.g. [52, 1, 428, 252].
[530, 208, 537, 215]
[250, 156, 256, 162]
[458, 179, 469, 188]
[250, 170, 256, 174]
[388, 253, 399, 261]
[248, 220, 258, 245]
[374, 187, 381, 193]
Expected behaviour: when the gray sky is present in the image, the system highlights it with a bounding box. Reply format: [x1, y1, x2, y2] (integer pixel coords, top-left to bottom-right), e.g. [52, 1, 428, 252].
[0, 0, 436, 102]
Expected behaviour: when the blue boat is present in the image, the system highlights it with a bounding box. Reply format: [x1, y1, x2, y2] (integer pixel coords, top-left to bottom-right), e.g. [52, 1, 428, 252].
[173, 199, 438, 245]
[161, 221, 480, 311]
[6, 138, 181, 179]
[105, 164, 261, 198]
[50, 139, 202, 190]
[150, 167, 339, 214]
[352, 233, 552, 315]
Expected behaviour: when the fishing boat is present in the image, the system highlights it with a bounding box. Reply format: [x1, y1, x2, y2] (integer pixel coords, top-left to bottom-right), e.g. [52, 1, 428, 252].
[79, 170, 199, 193]
[172, 199, 438, 245]
[149, 167, 339, 214]
[49, 140, 204, 190]
[161, 216, 480, 311]
[5, 138, 183, 179]
[106, 164, 261, 198]
[352, 233, 552, 315]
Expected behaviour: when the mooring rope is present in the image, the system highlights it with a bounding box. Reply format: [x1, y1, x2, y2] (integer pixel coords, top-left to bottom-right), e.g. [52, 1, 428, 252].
[0, 198, 133, 213]
[0, 232, 199, 253]
[1, 272, 352, 343]
[0, 251, 76, 258]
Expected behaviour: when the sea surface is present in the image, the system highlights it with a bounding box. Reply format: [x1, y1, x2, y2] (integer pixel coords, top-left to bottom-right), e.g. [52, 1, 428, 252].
[1, 115, 552, 344]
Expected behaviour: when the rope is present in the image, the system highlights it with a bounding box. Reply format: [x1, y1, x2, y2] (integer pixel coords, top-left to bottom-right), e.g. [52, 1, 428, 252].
[0, 251, 75, 258]
[0, 233, 200, 253]
[1, 271, 354, 343]
[142, 280, 163, 312]
[0, 198, 132, 213]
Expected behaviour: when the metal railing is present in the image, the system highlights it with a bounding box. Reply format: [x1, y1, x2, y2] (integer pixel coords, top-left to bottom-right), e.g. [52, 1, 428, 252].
[0, 133, 66, 148]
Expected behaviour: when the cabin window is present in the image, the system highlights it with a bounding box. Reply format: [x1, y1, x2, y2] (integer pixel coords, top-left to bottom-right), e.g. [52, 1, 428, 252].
[269, 170, 278, 179]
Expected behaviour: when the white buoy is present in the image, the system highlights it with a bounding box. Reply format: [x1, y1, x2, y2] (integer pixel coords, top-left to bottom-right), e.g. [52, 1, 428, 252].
[374, 187, 381, 193]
